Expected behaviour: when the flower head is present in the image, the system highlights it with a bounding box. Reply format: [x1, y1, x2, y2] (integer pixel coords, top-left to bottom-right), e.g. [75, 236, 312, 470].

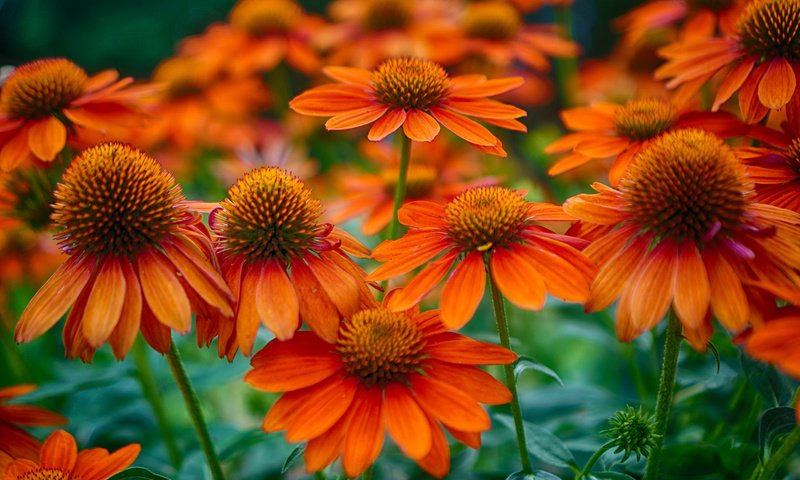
[3, 430, 139, 480]
[741, 136, 800, 212]
[564, 129, 800, 349]
[15, 143, 233, 361]
[245, 301, 516, 478]
[601, 406, 659, 462]
[0, 58, 156, 171]
[289, 57, 527, 156]
[0, 385, 66, 468]
[203, 166, 372, 358]
[656, 0, 800, 123]
[368, 185, 596, 328]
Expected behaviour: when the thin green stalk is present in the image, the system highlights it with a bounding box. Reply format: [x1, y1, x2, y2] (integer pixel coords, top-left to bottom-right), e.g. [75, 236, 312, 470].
[267, 62, 291, 115]
[488, 268, 533, 473]
[643, 311, 682, 480]
[166, 340, 225, 480]
[754, 426, 800, 480]
[132, 339, 182, 469]
[387, 134, 412, 241]
[576, 440, 616, 480]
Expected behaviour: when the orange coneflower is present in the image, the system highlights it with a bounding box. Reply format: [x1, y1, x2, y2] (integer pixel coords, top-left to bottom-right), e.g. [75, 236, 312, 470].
[564, 129, 800, 350]
[245, 299, 516, 478]
[656, 0, 800, 123]
[0, 385, 66, 470]
[616, 0, 745, 46]
[736, 124, 800, 212]
[545, 97, 747, 185]
[367, 185, 596, 329]
[0, 58, 155, 171]
[3, 430, 139, 480]
[202, 166, 371, 358]
[14, 143, 234, 361]
[289, 57, 526, 156]
[328, 139, 492, 235]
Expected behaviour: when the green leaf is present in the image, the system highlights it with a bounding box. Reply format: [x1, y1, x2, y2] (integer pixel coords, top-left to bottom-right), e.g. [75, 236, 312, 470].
[107, 467, 171, 480]
[707, 342, 721, 374]
[740, 351, 794, 407]
[282, 444, 305, 473]
[758, 406, 797, 462]
[515, 356, 564, 386]
[496, 414, 578, 469]
[590, 473, 637, 480]
[506, 472, 536, 480]
[533, 471, 562, 480]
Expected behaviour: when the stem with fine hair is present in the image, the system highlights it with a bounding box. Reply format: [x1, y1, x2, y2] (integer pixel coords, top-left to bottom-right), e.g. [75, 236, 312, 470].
[387, 134, 412, 241]
[753, 426, 800, 480]
[166, 340, 226, 480]
[575, 440, 615, 480]
[643, 311, 682, 480]
[132, 339, 182, 470]
[488, 267, 533, 473]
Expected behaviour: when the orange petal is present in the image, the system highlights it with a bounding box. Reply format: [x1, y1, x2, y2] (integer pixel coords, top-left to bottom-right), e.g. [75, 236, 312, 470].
[236, 265, 261, 356]
[440, 251, 486, 329]
[625, 242, 677, 335]
[426, 360, 511, 405]
[256, 260, 299, 341]
[109, 261, 142, 359]
[562, 191, 626, 224]
[367, 107, 406, 141]
[403, 109, 440, 142]
[713, 56, 756, 111]
[384, 383, 432, 460]
[430, 107, 498, 146]
[574, 137, 629, 158]
[326, 105, 388, 130]
[0, 128, 32, 171]
[137, 249, 191, 333]
[306, 254, 360, 317]
[449, 76, 524, 97]
[40, 430, 77, 471]
[0, 405, 67, 426]
[387, 251, 457, 312]
[443, 97, 526, 119]
[489, 245, 547, 311]
[323, 66, 372, 86]
[416, 416, 450, 477]
[342, 386, 384, 478]
[15, 255, 92, 343]
[27, 116, 66, 161]
[73, 444, 141, 480]
[82, 257, 126, 347]
[291, 258, 340, 343]
[672, 242, 710, 330]
[739, 62, 770, 123]
[164, 242, 233, 317]
[397, 201, 447, 228]
[758, 57, 797, 110]
[704, 248, 749, 331]
[426, 331, 517, 365]
[368, 237, 451, 280]
[285, 376, 359, 442]
[587, 236, 649, 312]
[560, 106, 615, 131]
[410, 375, 489, 432]
[304, 413, 348, 473]
[548, 153, 593, 176]
[246, 332, 341, 392]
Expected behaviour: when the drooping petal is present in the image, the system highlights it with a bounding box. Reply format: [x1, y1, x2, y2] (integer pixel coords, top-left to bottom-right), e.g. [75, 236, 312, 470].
[137, 248, 191, 333]
[758, 57, 797, 110]
[27, 116, 66, 161]
[291, 259, 340, 343]
[367, 108, 406, 141]
[704, 248, 749, 331]
[440, 251, 486, 329]
[416, 415, 450, 478]
[426, 332, 517, 365]
[384, 383, 432, 460]
[284, 376, 359, 443]
[489, 245, 547, 311]
[108, 261, 142, 359]
[326, 105, 389, 131]
[713, 57, 756, 110]
[81, 256, 126, 347]
[410, 375, 490, 432]
[403, 109, 440, 142]
[624, 242, 678, 335]
[672, 242, 710, 329]
[426, 360, 511, 405]
[246, 332, 341, 392]
[342, 386, 384, 478]
[430, 107, 498, 146]
[256, 260, 300, 341]
[387, 251, 457, 312]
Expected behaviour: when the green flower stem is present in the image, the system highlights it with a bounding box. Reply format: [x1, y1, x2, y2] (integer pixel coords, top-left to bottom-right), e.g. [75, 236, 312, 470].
[166, 340, 225, 480]
[575, 440, 616, 480]
[132, 339, 182, 470]
[387, 134, 412, 241]
[313, 471, 326, 480]
[754, 426, 800, 480]
[488, 268, 533, 473]
[643, 311, 682, 480]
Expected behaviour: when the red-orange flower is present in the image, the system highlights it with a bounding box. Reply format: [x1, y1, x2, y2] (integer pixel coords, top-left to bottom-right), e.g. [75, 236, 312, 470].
[14, 143, 233, 361]
[545, 97, 747, 185]
[244, 300, 515, 478]
[367, 185, 596, 329]
[740, 134, 800, 212]
[656, 0, 800, 123]
[289, 57, 527, 156]
[564, 129, 800, 350]
[0, 58, 155, 171]
[3, 430, 139, 480]
[202, 166, 372, 358]
[0, 385, 66, 470]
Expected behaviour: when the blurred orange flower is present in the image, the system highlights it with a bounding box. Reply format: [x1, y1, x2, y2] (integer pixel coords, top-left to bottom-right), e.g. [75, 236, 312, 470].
[564, 129, 800, 350]
[14, 143, 233, 361]
[656, 0, 800, 123]
[245, 301, 515, 478]
[203, 166, 371, 358]
[739, 132, 800, 213]
[545, 97, 747, 185]
[3, 430, 139, 480]
[368, 185, 596, 328]
[0, 58, 155, 171]
[290, 57, 526, 156]
[0, 385, 66, 470]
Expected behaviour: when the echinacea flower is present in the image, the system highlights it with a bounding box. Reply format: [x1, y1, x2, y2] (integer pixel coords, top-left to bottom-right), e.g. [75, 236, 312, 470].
[739, 133, 800, 212]
[656, 0, 800, 123]
[0, 385, 66, 469]
[14, 143, 234, 361]
[545, 97, 747, 185]
[564, 129, 800, 350]
[244, 301, 516, 478]
[3, 430, 139, 480]
[367, 185, 596, 328]
[289, 57, 527, 156]
[202, 166, 371, 358]
[0, 58, 155, 171]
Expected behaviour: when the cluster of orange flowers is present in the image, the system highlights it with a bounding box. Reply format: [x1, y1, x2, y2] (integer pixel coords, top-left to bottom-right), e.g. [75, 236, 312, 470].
[2, 0, 800, 478]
